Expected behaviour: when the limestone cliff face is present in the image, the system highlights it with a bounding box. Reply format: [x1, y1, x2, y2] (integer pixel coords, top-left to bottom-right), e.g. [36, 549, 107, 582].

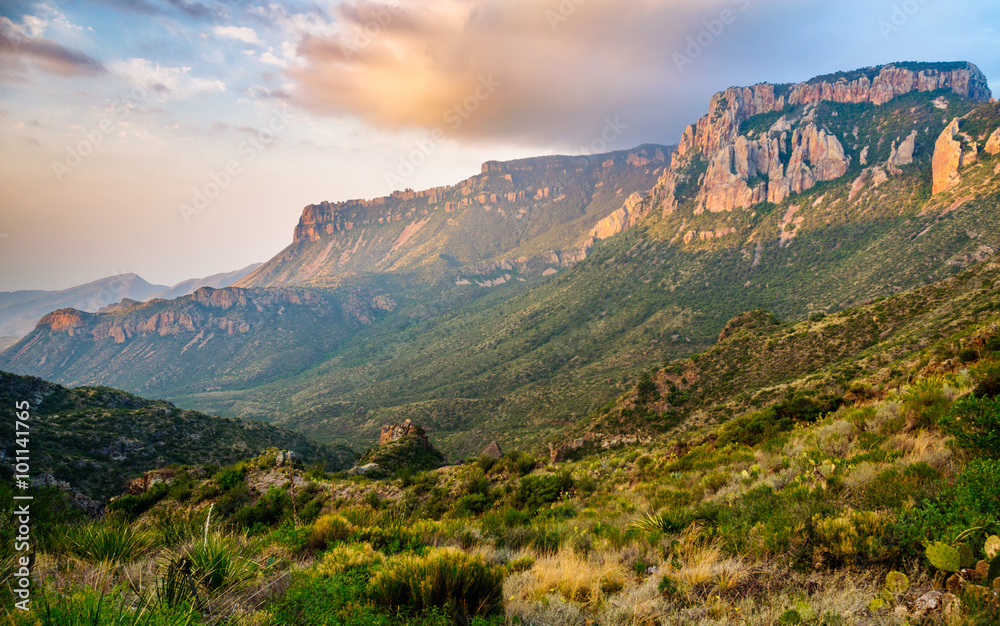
[932, 119, 967, 195]
[692, 121, 849, 214]
[290, 147, 671, 245]
[238, 144, 672, 290]
[588, 192, 646, 239]
[674, 63, 990, 161]
[658, 62, 991, 215]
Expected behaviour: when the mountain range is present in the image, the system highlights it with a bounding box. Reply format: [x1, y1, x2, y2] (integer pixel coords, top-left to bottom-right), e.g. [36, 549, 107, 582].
[2, 61, 998, 461]
[0, 264, 261, 340]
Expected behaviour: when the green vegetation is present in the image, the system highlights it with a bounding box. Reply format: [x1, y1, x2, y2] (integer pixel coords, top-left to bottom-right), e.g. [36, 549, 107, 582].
[4, 245, 1000, 622]
[0, 372, 354, 500]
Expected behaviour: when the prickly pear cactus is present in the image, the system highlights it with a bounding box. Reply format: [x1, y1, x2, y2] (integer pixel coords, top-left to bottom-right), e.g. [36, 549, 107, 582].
[989, 556, 1000, 584]
[926, 541, 961, 572]
[885, 571, 910, 595]
[959, 543, 975, 569]
[986, 535, 1000, 560]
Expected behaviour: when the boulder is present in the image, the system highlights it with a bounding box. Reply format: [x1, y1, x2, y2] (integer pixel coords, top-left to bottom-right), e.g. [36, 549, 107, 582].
[481, 441, 504, 459]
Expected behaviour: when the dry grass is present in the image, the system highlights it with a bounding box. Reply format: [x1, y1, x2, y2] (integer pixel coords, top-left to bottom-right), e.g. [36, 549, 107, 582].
[505, 548, 629, 610]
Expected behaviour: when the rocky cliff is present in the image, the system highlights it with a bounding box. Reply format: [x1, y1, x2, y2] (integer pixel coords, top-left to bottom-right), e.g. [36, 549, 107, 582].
[657, 62, 992, 215]
[238, 145, 673, 290]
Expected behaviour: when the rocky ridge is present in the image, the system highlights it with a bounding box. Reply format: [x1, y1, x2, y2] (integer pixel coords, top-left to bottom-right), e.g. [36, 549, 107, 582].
[237, 145, 672, 289]
[656, 62, 992, 215]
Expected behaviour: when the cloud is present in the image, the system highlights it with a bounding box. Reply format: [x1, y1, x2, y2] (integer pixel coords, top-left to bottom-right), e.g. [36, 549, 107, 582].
[0, 17, 105, 77]
[109, 57, 225, 98]
[285, 0, 745, 146]
[96, 0, 226, 21]
[213, 26, 261, 46]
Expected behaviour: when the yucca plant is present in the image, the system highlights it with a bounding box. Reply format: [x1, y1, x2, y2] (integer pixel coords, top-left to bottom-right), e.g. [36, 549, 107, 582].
[630, 510, 677, 534]
[183, 533, 258, 592]
[68, 518, 153, 564]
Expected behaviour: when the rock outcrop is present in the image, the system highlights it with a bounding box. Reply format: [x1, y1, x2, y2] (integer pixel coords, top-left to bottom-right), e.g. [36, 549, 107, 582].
[588, 192, 647, 239]
[933, 119, 965, 195]
[658, 62, 991, 215]
[986, 128, 1000, 156]
[693, 122, 849, 214]
[888, 130, 918, 174]
[481, 441, 504, 459]
[379, 418, 431, 448]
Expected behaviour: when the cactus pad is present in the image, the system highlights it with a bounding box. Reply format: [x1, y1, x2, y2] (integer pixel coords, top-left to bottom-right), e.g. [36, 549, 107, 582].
[986, 535, 999, 560]
[926, 541, 961, 572]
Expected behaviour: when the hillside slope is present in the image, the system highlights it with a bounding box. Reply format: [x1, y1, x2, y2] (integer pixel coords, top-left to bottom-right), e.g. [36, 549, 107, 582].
[0, 371, 355, 500]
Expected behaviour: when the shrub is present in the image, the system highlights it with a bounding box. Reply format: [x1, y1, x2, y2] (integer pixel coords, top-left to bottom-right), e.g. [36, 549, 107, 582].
[517, 471, 573, 509]
[215, 465, 246, 491]
[107, 482, 169, 520]
[853, 463, 940, 510]
[940, 395, 1000, 458]
[367, 548, 503, 618]
[309, 514, 354, 551]
[972, 360, 1000, 398]
[811, 508, 895, 565]
[231, 486, 292, 531]
[901, 379, 952, 430]
[316, 542, 384, 576]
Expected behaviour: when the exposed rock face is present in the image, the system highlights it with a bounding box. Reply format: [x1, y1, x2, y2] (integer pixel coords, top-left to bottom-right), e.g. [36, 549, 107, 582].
[588, 192, 646, 239]
[289, 147, 671, 245]
[22, 287, 375, 346]
[659, 62, 991, 215]
[274, 450, 302, 467]
[379, 419, 430, 448]
[481, 441, 503, 459]
[126, 468, 177, 495]
[986, 128, 1000, 156]
[888, 130, 918, 174]
[693, 122, 849, 213]
[674, 63, 989, 162]
[933, 119, 965, 195]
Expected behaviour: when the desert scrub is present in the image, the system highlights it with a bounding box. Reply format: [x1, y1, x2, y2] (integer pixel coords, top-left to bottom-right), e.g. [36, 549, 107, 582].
[811, 508, 895, 566]
[316, 542, 385, 576]
[506, 548, 627, 608]
[939, 394, 1000, 457]
[901, 378, 954, 430]
[308, 513, 354, 551]
[367, 548, 504, 618]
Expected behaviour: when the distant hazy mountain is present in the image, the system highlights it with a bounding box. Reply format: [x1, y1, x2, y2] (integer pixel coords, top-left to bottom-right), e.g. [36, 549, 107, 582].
[0, 264, 262, 338]
[0, 274, 168, 337]
[148, 263, 262, 301]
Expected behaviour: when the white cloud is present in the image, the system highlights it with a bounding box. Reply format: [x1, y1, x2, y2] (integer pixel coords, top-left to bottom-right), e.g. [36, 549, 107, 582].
[259, 50, 286, 67]
[109, 58, 225, 99]
[213, 26, 262, 46]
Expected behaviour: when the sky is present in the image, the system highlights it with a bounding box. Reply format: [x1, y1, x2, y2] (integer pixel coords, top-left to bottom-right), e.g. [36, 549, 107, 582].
[0, 0, 998, 291]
